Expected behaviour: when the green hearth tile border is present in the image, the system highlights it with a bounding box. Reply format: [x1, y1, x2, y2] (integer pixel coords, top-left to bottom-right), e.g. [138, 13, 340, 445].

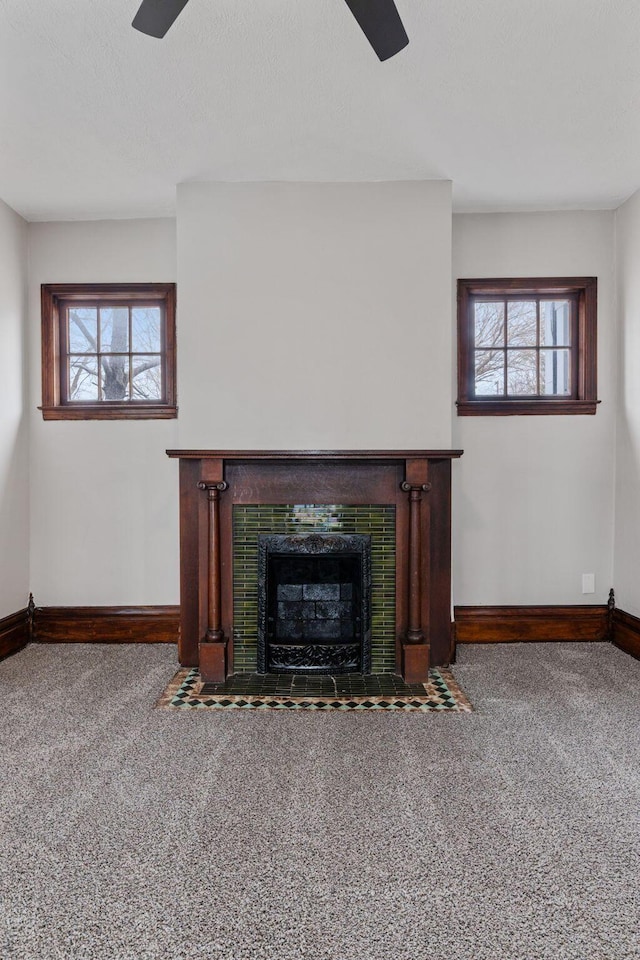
[232, 504, 396, 673]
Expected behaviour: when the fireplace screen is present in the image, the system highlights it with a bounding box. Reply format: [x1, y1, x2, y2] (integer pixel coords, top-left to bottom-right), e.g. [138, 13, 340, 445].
[257, 534, 372, 674]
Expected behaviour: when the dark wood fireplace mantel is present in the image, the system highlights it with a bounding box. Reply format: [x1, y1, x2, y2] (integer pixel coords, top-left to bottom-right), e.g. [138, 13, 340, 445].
[167, 450, 462, 683]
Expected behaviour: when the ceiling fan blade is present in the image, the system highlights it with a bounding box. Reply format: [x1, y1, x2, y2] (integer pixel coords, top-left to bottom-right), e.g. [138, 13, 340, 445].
[132, 0, 191, 38]
[343, 0, 409, 60]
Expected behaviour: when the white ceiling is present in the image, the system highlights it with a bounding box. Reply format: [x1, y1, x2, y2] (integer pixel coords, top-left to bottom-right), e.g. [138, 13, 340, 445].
[1, 0, 640, 221]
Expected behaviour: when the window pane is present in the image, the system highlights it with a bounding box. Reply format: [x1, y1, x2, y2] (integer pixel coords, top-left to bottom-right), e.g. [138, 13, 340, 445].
[132, 307, 161, 353]
[101, 355, 130, 400]
[100, 307, 129, 353]
[132, 355, 162, 400]
[474, 350, 505, 395]
[540, 300, 571, 346]
[540, 349, 571, 395]
[474, 302, 504, 347]
[69, 357, 98, 401]
[68, 308, 97, 353]
[507, 349, 537, 395]
[507, 301, 537, 346]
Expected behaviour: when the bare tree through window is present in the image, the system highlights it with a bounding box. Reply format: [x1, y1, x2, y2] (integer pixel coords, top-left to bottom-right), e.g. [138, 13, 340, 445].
[68, 305, 163, 402]
[40, 283, 176, 420]
[456, 278, 598, 416]
[472, 298, 572, 397]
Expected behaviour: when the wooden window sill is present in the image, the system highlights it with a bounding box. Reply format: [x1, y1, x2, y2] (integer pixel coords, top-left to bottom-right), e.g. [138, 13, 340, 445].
[39, 404, 178, 421]
[456, 399, 599, 416]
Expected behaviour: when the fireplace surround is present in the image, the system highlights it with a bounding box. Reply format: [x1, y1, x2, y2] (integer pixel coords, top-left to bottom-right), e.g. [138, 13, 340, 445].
[167, 450, 462, 683]
[233, 504, 395, 673]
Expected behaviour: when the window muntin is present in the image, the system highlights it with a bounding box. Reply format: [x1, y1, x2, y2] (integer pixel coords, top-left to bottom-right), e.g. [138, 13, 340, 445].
[40, 283, 176, 420]
[63, 303, 164, 403]
[456, 278, 597, 416]
[471, 296, 576, 399]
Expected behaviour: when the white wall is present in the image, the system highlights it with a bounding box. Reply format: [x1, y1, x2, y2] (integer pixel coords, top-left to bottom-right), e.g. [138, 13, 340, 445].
[28, 219, 179, 606]
[0, 200, 29, 616]
[176, 181, 453, 449]
[453, 212, 616, 605]
[614, 189, 640, 617]
[22, 196, 623, 611]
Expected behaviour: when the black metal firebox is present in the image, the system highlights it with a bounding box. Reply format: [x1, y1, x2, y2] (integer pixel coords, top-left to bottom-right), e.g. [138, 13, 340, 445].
[257, 534, 372, 674]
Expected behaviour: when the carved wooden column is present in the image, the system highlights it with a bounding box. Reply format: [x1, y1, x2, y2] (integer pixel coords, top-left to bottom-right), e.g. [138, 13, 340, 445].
[197, 480, 228, 682]
[400, 478, 431, 682]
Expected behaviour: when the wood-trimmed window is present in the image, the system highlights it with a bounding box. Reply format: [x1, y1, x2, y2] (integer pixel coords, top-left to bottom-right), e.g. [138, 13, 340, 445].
[457, 277, 598, 416]
[40, 283, 177, 420]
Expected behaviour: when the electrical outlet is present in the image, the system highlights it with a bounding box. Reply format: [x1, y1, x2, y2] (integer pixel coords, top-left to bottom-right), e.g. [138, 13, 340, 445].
[582, 573, 595, 594]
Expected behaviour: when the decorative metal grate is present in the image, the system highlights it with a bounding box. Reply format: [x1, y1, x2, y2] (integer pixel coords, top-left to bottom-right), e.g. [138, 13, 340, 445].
[257, 533, 372, 675]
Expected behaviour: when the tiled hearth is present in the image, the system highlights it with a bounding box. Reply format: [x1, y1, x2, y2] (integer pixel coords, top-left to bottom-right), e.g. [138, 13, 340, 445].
[157, 667, 473, 712]
[202, 671, 425, 697]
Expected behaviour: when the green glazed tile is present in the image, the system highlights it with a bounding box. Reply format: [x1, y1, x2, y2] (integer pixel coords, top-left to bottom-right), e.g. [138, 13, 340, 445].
[232, 503, 396, 673]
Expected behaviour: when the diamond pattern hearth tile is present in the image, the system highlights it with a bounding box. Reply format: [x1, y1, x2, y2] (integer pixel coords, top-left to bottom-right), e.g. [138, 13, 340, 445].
[156, 670, 473, 713]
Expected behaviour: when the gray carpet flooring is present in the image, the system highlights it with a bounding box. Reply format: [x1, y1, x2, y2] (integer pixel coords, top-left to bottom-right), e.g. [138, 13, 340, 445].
[0, 642, 638, 960]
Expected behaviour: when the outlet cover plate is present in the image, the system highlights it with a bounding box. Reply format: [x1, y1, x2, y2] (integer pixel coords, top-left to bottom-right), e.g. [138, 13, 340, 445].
[582, 573, 595, 594]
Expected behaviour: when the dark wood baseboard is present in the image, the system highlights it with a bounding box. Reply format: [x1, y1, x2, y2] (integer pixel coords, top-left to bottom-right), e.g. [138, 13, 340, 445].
[454, 604, 609, 644]
[33, 606, 180, 644]
[16, 601, 640, 656]
[611, 608, 640, 660]
[0, 608, 30, 661]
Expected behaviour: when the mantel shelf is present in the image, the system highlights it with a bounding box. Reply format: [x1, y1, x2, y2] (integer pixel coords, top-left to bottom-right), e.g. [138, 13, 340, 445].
[167, 449, 463, 460]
